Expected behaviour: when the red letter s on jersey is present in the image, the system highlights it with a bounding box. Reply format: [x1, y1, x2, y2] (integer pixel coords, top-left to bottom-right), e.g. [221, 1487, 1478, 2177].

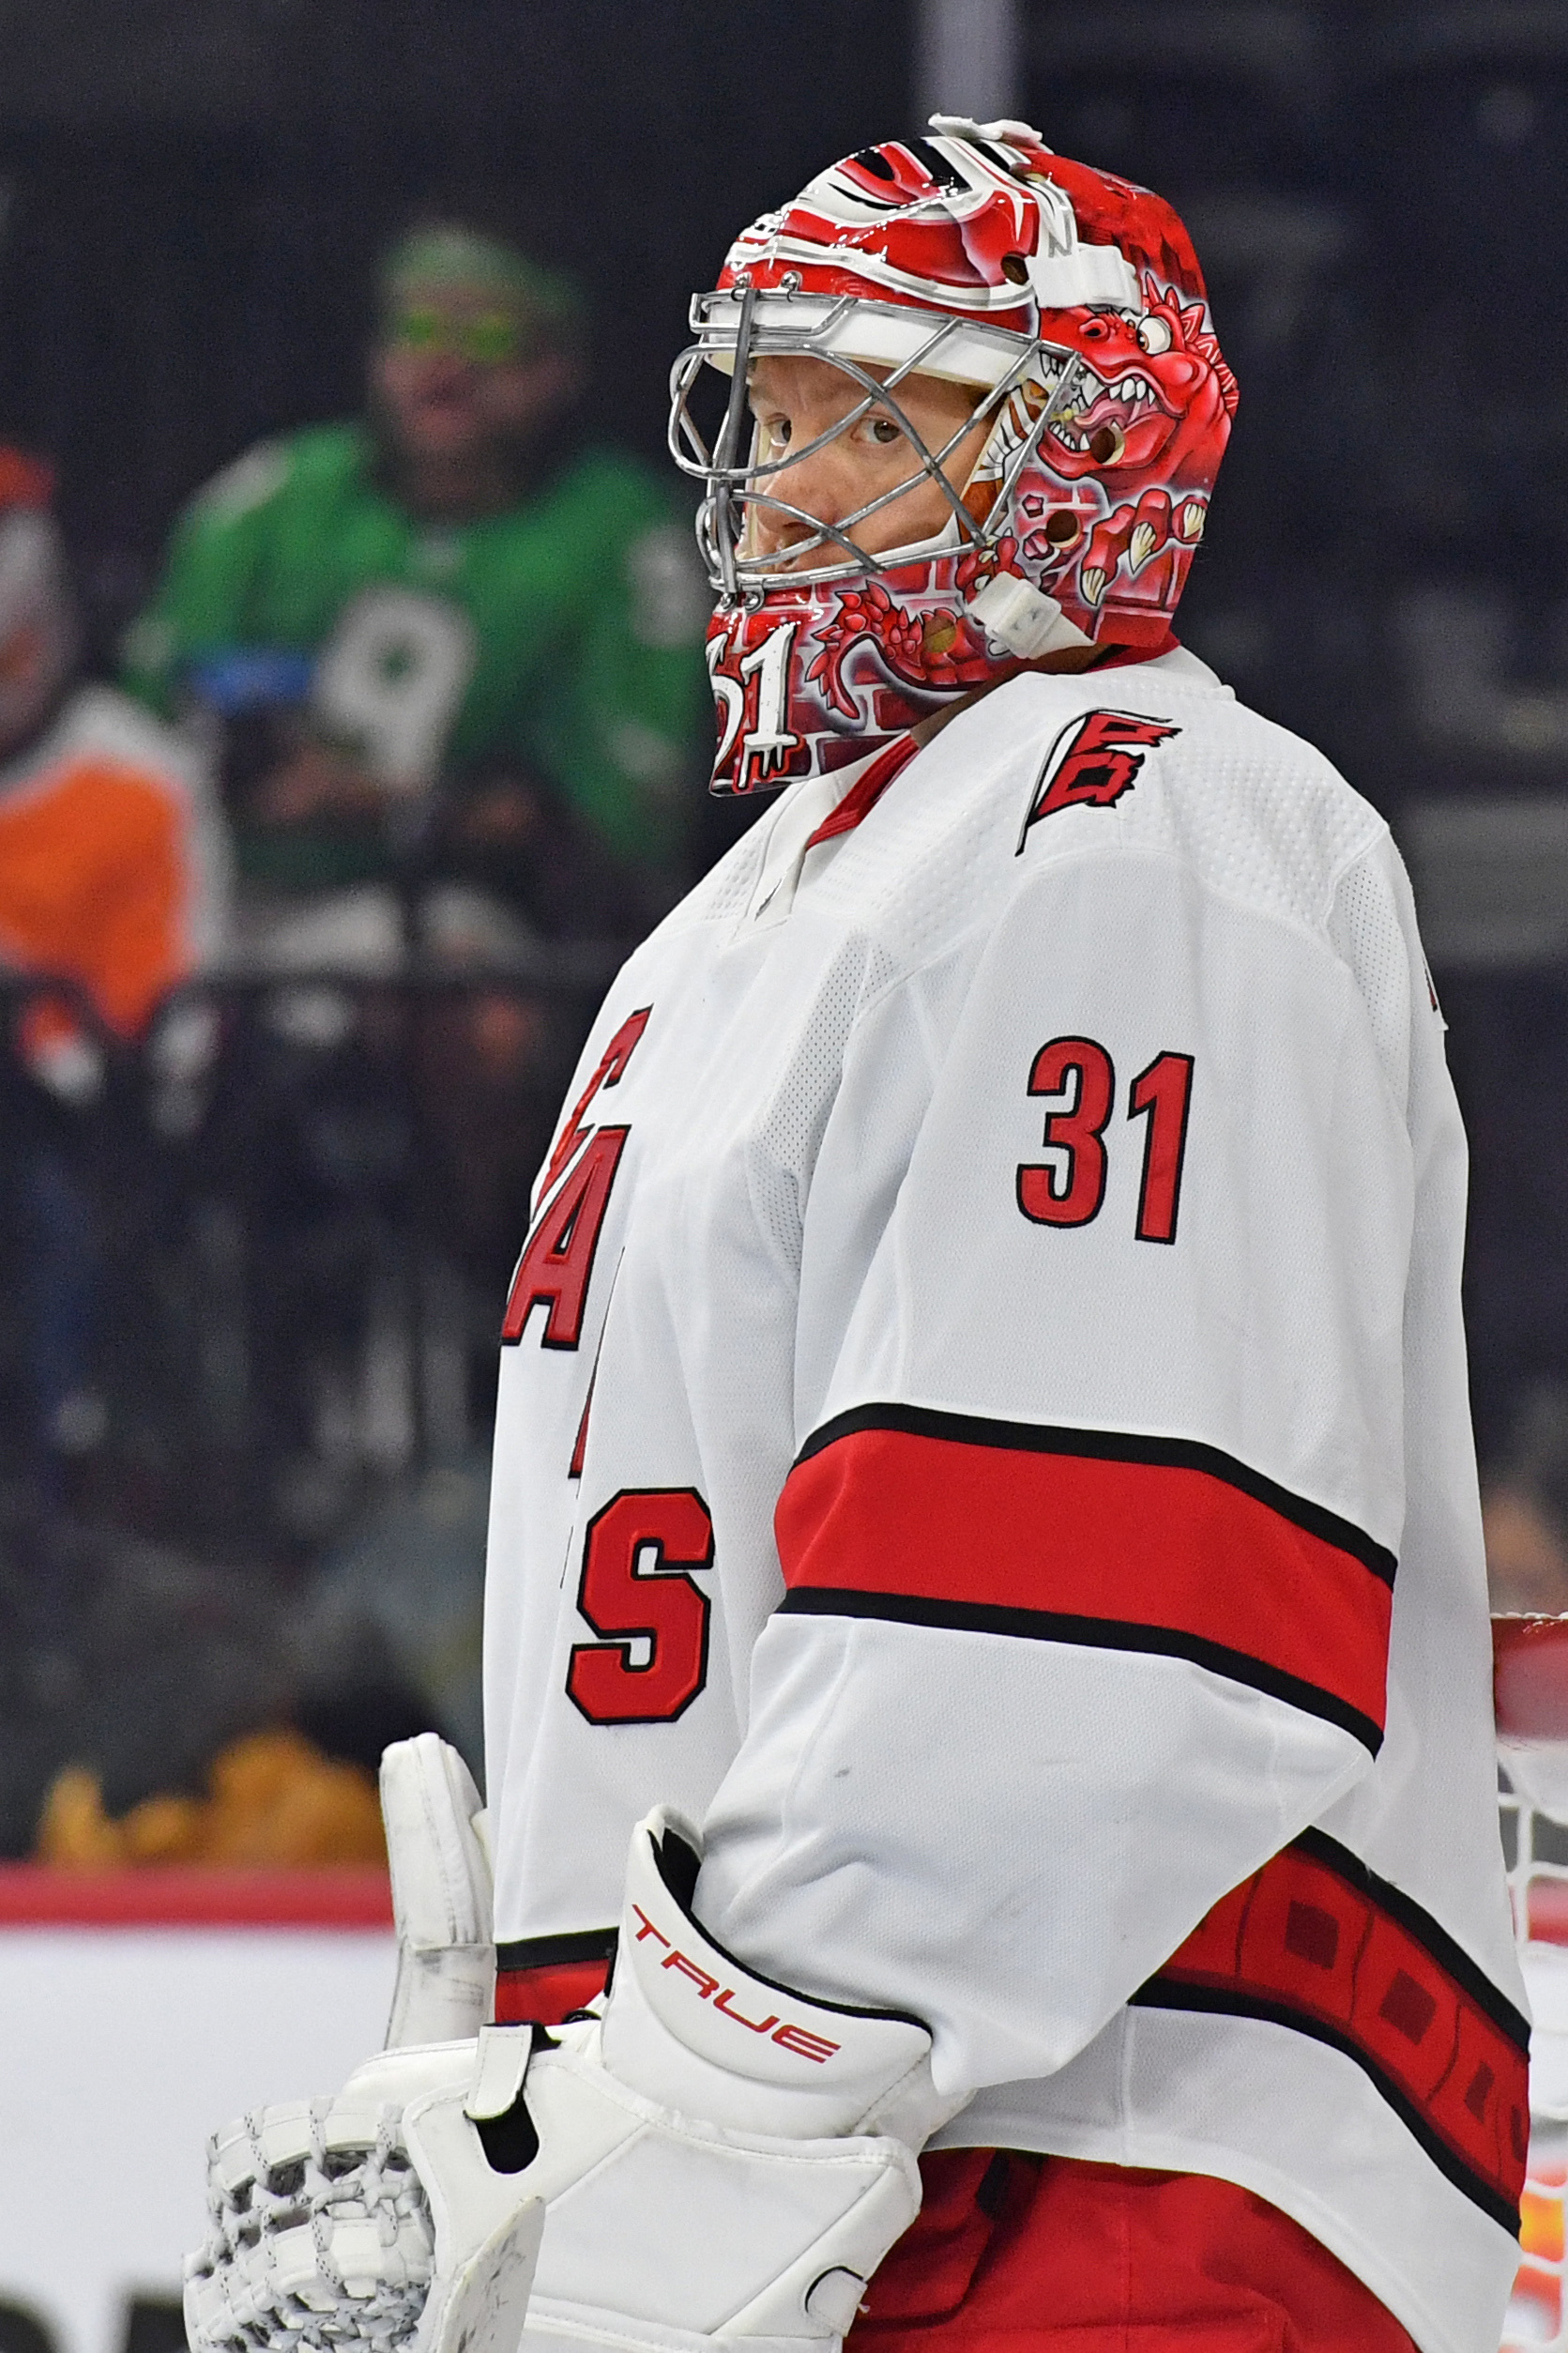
[567, 1489, 715, 1724]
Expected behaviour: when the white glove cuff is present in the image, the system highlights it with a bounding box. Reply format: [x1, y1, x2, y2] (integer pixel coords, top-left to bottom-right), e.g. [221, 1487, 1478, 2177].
[600, 1807, 962, 2147]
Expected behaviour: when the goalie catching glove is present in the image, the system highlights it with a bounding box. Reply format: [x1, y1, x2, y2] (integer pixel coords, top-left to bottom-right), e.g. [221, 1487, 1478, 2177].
[188, 1789, 963, 2353]
[186, 1736, 510, 2353]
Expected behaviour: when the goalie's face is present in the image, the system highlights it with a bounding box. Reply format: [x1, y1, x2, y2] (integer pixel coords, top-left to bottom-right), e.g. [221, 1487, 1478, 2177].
[744, 354, 991, 573]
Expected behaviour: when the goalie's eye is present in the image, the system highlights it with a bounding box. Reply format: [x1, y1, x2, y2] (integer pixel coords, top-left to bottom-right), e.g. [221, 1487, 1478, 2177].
[757, 414, 791, 452]
[1136, 314, 1173, 355]
[852, 413, 903, 448]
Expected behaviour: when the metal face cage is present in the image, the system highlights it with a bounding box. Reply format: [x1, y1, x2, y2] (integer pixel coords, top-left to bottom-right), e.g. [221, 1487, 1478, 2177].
[667, 287, 1097, 604]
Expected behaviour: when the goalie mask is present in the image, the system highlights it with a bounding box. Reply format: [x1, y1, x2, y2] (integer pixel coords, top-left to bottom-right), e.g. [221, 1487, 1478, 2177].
[669, 118, 1238, 795]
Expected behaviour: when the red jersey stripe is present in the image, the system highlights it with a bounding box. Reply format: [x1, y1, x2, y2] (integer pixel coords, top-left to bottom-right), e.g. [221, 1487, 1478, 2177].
[0, 1863, 391, 1928]
[803, 734, 921, 850]
[495, 1955, 612, 2024]
[774, 1407, 1393, 1749]
[1135, 1829, 1529, 2233]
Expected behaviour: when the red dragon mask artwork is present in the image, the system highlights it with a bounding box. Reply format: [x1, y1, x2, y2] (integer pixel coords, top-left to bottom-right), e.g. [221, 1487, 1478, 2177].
[668, 118, 1238, 794]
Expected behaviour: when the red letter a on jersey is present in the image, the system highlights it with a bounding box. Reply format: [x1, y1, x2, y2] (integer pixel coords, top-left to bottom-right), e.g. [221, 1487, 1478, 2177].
[1018, 710, 1181, 849]
[502, 1126, 629, 1349]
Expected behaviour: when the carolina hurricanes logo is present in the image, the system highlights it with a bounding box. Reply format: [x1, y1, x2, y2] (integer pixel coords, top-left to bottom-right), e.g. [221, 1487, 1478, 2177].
[1016, 710, 1180, 851]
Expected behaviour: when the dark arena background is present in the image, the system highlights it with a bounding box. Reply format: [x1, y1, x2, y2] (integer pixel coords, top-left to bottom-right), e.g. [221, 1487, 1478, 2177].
[2, 7, 1568, 2349]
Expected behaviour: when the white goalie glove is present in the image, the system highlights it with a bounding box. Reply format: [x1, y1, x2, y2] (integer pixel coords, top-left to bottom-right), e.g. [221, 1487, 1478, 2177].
[186, 1734, 506, 2353]
[380, 1734, 495, 2049]
[448, 1805, 962, 2353]
[188, 1769, 962, 2353]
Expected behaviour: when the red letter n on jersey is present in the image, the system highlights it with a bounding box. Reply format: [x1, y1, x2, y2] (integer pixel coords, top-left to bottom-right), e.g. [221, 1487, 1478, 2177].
[1017, 710, 1180, 851]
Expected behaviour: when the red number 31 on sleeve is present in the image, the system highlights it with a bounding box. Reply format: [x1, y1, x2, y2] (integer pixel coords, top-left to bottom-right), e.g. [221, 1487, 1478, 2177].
[1018, 1038, 1194, 1245]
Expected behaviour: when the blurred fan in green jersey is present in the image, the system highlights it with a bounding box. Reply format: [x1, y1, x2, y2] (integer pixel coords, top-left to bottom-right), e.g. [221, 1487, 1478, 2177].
[122, 198, 709, 946]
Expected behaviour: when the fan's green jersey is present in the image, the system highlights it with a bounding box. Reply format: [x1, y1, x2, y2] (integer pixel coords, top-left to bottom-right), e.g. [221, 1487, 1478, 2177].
[123, 423, 711, 889]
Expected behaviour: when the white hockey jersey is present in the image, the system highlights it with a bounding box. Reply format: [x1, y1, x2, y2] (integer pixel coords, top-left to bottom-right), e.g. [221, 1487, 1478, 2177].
[483, 646, 1527, 2353]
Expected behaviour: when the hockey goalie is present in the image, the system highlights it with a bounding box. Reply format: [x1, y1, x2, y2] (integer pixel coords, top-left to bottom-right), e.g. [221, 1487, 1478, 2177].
[185, 121, 1527, 2353]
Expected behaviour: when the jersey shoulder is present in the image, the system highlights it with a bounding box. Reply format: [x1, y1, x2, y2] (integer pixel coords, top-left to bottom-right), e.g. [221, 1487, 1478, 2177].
[833, 657, 1389, 988]
[630, 658, 1401, 1032]
[1096, 665, 1388, 942]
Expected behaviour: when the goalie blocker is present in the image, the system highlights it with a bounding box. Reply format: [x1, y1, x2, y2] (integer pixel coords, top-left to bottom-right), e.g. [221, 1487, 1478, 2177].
[187, 1756, 962, 2353]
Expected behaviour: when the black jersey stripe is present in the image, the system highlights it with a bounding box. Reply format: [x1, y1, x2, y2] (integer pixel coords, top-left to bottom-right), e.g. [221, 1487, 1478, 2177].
[775, 1586, 1384, 1755]
[496, 1927, 618, 1972]
[1127, 1981, 1520, 2237]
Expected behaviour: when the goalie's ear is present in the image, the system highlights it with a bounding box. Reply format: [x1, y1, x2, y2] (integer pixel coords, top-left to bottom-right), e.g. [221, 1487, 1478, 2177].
[381, 1734, 495, 2049]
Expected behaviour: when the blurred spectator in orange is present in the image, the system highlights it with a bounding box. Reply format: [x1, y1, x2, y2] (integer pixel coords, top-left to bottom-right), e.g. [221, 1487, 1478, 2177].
[1484, 1383, 1568, 1615]
[0, 451, 228, 1509]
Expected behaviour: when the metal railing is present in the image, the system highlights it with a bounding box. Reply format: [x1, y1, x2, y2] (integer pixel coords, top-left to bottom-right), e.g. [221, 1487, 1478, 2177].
[0, 949, 617, 1561]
